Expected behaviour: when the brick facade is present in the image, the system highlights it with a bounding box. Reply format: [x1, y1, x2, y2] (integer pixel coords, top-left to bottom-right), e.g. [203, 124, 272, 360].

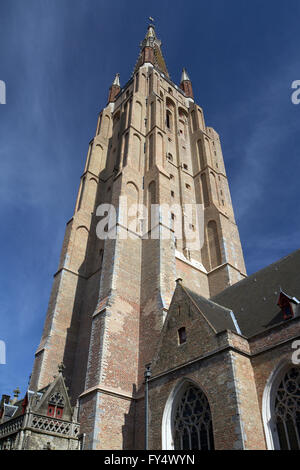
[4, 24, 298, 451]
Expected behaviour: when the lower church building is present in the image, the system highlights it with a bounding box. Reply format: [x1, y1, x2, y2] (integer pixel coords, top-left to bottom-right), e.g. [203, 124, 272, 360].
[1, 24, 299, 450]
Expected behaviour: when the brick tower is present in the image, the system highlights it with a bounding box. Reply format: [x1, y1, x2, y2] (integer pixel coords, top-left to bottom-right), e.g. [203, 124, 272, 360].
[29, 23, 246, 449]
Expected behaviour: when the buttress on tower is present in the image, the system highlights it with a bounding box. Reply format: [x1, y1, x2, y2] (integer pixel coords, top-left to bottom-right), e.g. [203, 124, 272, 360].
[29, 24, 246, 449]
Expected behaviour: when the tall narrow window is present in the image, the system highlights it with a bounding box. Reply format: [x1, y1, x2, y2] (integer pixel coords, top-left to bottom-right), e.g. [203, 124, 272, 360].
[123, 102, 128, 131]
[77, 176, 86, 211]
[166, 110, 172, 130]
[150, 102, 155, 128]
[173, 384, 214, 450]
[149, 134, 154, 169]
[178, 327, 187, 345]
[191, 110, 197, 132]
[207, 220, 222, 269]
[201, 173, 209, 208]
[97, 114, 102, 135]
[135, 73, 139, 92]
[123, 133, 129, 167]
[149, 73, 153, 94]
[198, 109, 204, 130]
[197, 140, 205, 169]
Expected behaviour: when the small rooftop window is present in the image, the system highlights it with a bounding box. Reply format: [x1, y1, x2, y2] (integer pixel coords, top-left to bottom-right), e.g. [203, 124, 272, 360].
[277, 291, 300, 320]
[178, 327, 187, 345]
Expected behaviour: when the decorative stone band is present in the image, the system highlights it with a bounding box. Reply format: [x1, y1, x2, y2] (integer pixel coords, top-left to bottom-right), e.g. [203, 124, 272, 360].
[79, 384, 144, 402]
[27, 413, 80, 438]
[0, 415, 24, 439]
[0, 413, 80, 440]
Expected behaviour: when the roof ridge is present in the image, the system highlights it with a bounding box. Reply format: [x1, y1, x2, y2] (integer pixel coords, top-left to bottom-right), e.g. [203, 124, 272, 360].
[184, 285, 232, 313]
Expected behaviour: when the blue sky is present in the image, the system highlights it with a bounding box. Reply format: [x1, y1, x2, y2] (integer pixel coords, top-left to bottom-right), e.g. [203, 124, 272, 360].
[0, 0, 299, 397]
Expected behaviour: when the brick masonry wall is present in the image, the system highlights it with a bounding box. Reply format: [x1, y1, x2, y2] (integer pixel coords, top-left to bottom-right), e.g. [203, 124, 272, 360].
[149, 353, 245, 450]
[30, 51, 248, 450]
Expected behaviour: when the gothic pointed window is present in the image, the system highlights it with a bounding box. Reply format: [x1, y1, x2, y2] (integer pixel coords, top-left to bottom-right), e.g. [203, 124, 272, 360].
[47, 392, 65, 419]
[173, 384, 214, 450]
[77, 176, 86, 211]
[123, 132, 129, 167]
[135, 73, 139, 92]
[274, 367, 300, 450]
[166, 110, 172, 130]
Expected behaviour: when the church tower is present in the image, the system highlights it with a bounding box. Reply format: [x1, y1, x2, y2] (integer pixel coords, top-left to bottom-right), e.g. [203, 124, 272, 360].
[29, 23, 246, 449]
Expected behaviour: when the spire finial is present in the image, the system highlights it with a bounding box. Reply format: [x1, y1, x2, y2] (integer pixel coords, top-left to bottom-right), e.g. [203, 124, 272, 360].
[108, 73, 121, 103]
[58, 362, 65, 374]
[181, 68, 191, 83]
[134, 21, 169, 78]
[180, 68, 194, 99]
[13, 387, 20, 399]
[112, 73, 120, 87]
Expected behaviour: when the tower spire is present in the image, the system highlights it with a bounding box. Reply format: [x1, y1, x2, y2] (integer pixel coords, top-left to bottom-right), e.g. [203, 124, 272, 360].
[107, 73, 121, 103]
[112, 72, 120, 87]
[133, 23, 169, 77]
[181, 67, 190, 83]
[180, 67, 194, 99]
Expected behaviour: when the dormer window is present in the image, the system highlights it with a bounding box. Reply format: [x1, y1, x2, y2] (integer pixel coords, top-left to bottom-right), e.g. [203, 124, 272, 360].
[277, 291, 299, 321]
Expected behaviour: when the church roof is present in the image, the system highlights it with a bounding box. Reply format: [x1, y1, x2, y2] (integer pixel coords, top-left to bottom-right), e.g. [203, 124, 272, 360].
[0, 371, 74, 424]
[212, 249, 300, 337]
[181, 285, 240, 334]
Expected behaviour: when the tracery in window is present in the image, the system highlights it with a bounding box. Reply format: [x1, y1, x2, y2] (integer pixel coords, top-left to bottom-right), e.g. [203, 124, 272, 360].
[47, 392, 65, 419]
[49, 392, 64, 406]
[274, 367, 300, 450]
[173, 385, 214, 450]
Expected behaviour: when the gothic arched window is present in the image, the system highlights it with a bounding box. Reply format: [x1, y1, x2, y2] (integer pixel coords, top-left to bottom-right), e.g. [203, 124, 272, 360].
[166, 110, 172, 130]
[274, 367, 300, 450]
[47, 392, 65, 419]
[173, 384, 214, 450]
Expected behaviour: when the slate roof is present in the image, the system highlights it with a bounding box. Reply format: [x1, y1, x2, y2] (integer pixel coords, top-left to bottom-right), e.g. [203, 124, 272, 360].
[212, 249, 300, 337]
[182, 285, 240, 334]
